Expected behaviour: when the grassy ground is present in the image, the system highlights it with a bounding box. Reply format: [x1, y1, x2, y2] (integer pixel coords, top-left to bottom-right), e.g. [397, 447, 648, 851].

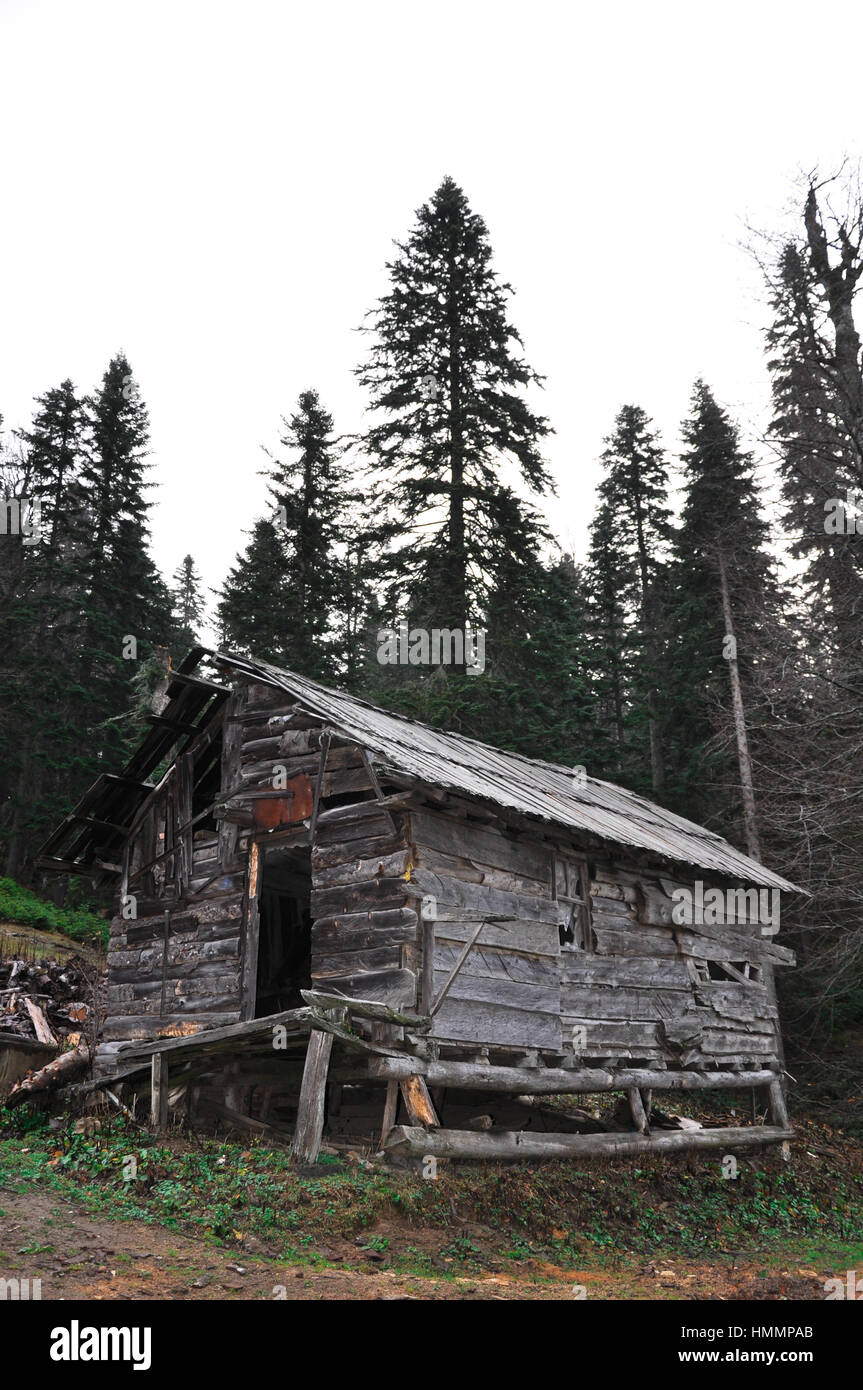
[0, 880, 107, 949]
[0, 1095, 860, 1299]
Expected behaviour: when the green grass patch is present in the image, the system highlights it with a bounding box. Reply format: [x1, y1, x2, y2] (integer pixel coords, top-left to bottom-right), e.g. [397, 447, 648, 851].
[1, 1106, 860, 1278]
[0, 877, 107, 947]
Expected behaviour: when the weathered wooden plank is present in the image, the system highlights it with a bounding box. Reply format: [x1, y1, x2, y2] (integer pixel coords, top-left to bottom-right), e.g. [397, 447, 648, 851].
[311, 833, 408, 870]
[431, 917, 559, 958]
[310, 877, 409, 919]
[408, 808, 552, 884]
[308, 966, 417, 1009]
[593, 924, 680, 958]
[405, 870, 564, 927]
[431, 967, 558, 1015]
[561, 985, 694, 1022]
[561, 956, 691, 990]
[433, 943, 557, 990]
[312, 850, 413, 889]
[676, 921, 795, 966]
[313, 945, 403, 977]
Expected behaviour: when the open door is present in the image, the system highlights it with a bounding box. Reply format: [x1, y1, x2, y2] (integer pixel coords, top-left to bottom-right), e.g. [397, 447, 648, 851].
[253, 845, 312, 1017]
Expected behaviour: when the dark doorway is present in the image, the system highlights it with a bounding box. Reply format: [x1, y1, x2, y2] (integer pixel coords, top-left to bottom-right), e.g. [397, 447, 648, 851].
[254, 845, 312, 1017]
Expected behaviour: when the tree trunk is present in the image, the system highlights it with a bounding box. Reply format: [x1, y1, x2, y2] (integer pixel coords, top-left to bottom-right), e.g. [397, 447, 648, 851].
[718, 549, 761, 861]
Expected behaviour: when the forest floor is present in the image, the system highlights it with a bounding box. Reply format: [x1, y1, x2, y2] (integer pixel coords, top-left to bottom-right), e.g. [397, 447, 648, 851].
[1, 1067, 861, 1301]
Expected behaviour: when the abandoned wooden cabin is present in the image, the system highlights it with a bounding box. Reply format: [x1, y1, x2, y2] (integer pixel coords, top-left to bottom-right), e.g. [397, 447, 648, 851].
[37, 647, 798, 1162]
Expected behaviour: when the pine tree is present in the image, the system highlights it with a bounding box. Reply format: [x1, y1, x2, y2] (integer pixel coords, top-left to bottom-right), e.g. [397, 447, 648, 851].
[358, 176, 553, 640]
[218, 389, 359, 680]
[582, 499, 633, 780]
[594, 405, 672, 794]
[77, 355, 174, 765]
[0, 381, 93, 877]
[171, 553, 206, 655]
[665, 382, 776, 844]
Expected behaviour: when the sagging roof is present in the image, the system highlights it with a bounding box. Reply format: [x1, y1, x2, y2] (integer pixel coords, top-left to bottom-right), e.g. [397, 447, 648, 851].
[215, 650, 797, 893]
[37, 646, 798, 893]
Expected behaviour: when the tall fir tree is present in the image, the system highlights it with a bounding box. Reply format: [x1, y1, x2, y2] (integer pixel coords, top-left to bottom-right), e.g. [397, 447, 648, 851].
[171, 553, 206, 656]
[767, 237, 863, 663]
[218, 389, 359, 681]
[592, 405, 672, 795]
[357, 176, 553, 642]
[0, 381, 94, 876]
[77, 354, 174, 761]
[665, 382, 776, 844]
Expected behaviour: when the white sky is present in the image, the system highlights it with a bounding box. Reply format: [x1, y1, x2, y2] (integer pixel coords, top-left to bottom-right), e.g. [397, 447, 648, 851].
[2, 0, 861, 617]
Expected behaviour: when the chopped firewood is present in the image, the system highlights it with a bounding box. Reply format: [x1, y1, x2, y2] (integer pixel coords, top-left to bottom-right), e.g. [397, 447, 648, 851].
[24, 998, 57, 1046]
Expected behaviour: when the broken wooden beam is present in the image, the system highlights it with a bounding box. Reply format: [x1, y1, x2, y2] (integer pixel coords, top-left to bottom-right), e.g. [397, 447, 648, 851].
[399, 1073, 440, 1128]
[302, 988, 430, 1030]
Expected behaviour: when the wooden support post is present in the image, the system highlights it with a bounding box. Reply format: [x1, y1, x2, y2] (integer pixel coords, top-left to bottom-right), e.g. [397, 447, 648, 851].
[767, 1076, 790, 1129]
[292, 1029, 334, 1166]
[641, 1088, 652, 1123]
[399, 1074, 440, 1129]
[380, 1080, 399, 1149]
[151, 1052, 169, 1131]
[240, 841, 262, 1021]
[628, 1086, 649, 1134]
[420, 912, 435, 1016]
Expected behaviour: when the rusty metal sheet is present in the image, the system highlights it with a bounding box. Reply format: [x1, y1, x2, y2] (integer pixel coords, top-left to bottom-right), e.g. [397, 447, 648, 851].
[251, 772, 315, 831]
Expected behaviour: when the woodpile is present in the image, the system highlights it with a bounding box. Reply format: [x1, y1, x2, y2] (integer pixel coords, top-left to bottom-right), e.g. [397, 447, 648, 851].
[0, 952, 95, 1047]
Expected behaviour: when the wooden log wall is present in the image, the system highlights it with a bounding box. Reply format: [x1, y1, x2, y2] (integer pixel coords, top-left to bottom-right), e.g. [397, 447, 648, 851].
[99, 673, 789, 1082]
[573, 863, 784, 1068]
[406, 807, 563, 1050]
[102, 834, 246, 1052]
[233, 682, 418, 1012]
[403, 803, 785, 1067]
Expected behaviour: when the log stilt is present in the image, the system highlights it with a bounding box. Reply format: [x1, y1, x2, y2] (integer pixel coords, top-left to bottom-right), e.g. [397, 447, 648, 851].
[767, 1076, 790, 1129]
[151, 1052, 169, 1131]
[291, 1029, 333, 1165]
[380, 1079, 399, 1148]
[399, 1074, 440, 1128]
[628, 1087, 649, 1134]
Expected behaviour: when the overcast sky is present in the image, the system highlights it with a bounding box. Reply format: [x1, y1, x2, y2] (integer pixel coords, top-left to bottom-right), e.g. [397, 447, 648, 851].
[2, 0, 861, 615]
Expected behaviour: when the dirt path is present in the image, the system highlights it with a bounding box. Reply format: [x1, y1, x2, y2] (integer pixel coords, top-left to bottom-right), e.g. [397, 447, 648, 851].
[0, 1189, 840, 1300]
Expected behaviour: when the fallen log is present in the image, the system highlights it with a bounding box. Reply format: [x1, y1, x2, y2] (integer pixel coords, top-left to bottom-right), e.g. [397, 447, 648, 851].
[5, 1037, 91, 1108]
[385, 1123, 794, 1161]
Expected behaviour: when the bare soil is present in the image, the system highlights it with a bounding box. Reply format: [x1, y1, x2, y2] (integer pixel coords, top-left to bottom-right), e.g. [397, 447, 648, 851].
[0, 1188, 844, 1300]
